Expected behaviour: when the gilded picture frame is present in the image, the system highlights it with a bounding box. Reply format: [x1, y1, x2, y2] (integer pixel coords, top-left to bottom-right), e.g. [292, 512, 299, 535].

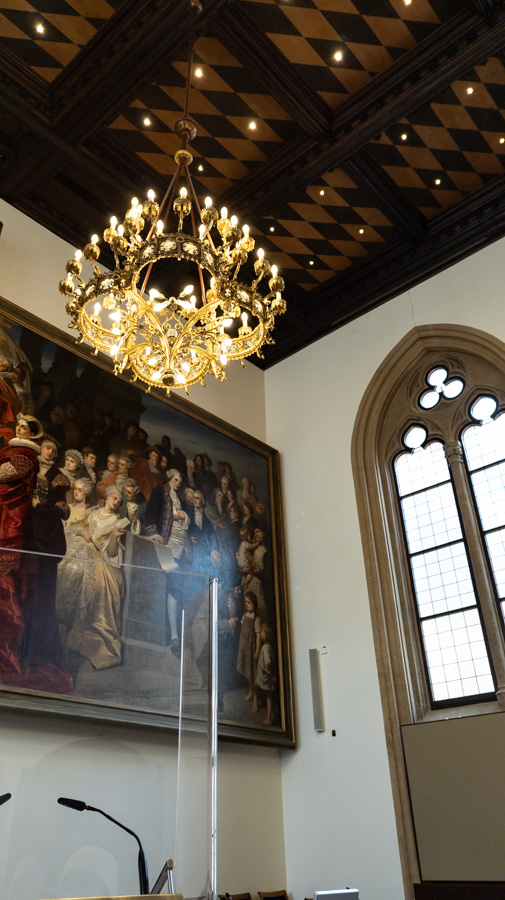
[0, 296, 295, 748]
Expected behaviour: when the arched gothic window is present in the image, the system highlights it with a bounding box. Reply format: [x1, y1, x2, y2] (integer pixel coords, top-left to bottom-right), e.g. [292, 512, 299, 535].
[352, 325, 505, 890]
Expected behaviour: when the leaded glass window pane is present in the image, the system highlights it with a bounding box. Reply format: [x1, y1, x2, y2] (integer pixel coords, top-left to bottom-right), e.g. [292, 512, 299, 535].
[395, 441, 449, 496]
[394, 438, 494, 703]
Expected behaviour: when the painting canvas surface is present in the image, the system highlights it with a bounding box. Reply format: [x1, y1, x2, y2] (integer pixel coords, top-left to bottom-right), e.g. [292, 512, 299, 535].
[0, 300, 294, 746]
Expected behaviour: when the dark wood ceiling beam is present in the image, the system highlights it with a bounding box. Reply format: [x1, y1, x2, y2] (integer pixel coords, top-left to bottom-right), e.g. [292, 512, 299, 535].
[219, 9, 505, 221]
[0, 43, 51, 114]
[210, 7, 331, 137]
[466, 0, 504, 22]
[0, 140, 62, 201]
[52, 0, 230, 142]
[261, 175, 505, 365]
[342, 151, 427, 242]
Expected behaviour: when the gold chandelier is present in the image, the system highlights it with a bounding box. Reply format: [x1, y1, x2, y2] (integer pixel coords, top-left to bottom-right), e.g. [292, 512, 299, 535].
[59, 4, 286, 395]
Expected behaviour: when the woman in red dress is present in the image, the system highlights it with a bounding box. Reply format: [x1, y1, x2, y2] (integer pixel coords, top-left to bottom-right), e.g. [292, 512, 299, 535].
[0, 413, 73, 692]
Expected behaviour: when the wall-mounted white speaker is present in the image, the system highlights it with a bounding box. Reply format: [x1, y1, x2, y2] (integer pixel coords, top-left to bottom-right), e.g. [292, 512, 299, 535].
[309, 648, 324, 732]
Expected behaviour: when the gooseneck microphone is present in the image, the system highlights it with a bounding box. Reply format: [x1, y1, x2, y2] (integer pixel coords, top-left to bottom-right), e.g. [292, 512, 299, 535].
[58, 797, 149, 894]
[0, 793, 11, 807]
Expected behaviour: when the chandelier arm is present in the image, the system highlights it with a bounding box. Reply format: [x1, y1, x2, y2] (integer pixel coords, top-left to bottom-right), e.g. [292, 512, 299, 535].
[187, 191, 208, 303]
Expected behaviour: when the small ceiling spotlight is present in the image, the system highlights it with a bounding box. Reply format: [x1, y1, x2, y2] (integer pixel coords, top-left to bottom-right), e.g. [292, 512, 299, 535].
[319, 189, 325, 196]
[36, 22, 45, 33]
[197, 164, 204, 171]
[401, 133, 408, 141]
[249, 121, 257, 130]
[309, 260, 314, 266]
[195, 67, 203, 78]
[334, 50, 343, 62]
[466, 86, 474, 95]
[143, 117, 151, 126]
[499, 137, 504, 145]
[270, 226, 275, 232]
[435, 178, 441, 186]
[359, 228, 364, 234]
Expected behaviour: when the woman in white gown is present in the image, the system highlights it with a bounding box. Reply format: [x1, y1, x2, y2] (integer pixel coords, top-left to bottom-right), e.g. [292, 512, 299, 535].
[56, 484, 126, 669]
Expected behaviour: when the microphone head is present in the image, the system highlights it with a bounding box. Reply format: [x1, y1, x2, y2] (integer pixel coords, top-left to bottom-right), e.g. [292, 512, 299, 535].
[0, 793, 11, 807]
[58, 797, 87, 812]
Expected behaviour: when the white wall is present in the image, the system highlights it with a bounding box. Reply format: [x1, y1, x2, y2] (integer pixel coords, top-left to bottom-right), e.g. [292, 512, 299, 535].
[265, 236, 505, 900]
[0, 200, 283, 900]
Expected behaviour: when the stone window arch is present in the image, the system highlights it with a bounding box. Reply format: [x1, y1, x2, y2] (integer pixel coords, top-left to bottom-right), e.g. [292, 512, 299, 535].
[352, 324, 505, 895]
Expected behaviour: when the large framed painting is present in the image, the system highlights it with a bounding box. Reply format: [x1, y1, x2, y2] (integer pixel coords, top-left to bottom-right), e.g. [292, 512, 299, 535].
[0, 297, 295, 748]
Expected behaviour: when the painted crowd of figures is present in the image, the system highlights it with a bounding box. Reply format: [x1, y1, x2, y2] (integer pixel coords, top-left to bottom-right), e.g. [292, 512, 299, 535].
[0, 331, 277, 724]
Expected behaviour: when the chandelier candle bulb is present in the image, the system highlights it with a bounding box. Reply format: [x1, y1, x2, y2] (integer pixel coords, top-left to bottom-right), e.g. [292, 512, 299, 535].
[147, 190, 155, 201]
[220, 207, 228, 219]
[156, 220, 163, 233]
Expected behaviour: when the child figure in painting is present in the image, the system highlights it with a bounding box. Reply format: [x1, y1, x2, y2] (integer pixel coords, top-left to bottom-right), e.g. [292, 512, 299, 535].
[256, 622, 276, 726]
[237, 591, 261, 713]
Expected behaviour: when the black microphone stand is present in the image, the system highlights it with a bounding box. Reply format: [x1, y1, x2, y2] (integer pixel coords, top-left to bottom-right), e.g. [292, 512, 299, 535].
[57, 798, 149, 894]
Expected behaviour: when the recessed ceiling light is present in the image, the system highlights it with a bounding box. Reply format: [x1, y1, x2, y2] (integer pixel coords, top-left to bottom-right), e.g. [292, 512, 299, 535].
[249, 121, 257, 130]
[198, 164, 204, 171]
[36, 22, 45, 33]
[359, 228, 364, 234]
[404, 0, 412, 5]
[466, 86, 474, 95]
[401, 133, 408, 141]
[319, 189, 325, 196]
[435, 178, 441, 186]
[270, 226, 275, 232]
[195, 67, 203, 78]
[500, 137, 504, 144]
[334, 50, 343, 62]
[143, 117, 151, 126]
[309, 260, 314, 266]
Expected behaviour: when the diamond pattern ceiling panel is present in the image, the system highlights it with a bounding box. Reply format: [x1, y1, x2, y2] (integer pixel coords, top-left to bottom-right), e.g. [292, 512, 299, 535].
[0, 0, 124, 82]
[241, 0, 454, 108]
[250, 167, 398, 291]
[368, 57, 505, 218]
[107, 35, 301, 194]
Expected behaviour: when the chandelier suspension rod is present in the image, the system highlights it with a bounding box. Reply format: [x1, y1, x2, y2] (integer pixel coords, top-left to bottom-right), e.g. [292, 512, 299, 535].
[183, 8, 198, 121]
[139, 161, 185, 296]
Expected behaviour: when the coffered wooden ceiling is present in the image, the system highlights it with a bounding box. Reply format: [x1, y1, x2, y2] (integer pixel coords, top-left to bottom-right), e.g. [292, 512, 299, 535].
[1, 0, 504, 366]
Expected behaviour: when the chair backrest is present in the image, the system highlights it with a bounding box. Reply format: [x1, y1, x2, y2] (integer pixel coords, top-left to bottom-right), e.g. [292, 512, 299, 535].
[258, 890, 289, 900]
[219, 893, 253, 900]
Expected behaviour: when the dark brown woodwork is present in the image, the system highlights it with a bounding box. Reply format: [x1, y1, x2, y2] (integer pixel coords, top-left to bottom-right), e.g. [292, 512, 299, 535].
[51, 0, 231, 142]
[220, 10, 505, 221]
[210, 6, 331, 137]
[414, 883, 505, 900]
[342, 152, 427, 243]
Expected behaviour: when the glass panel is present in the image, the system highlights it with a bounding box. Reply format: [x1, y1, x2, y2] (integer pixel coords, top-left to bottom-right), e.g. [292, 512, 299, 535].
[470, 395, 498, 423]
[403, 425, 427, 449]
[176, 577, 218, 900]
[411, 543, 476, 618]
[421, 609, 494, 701]
[470, 461, 505, 532]
[463, 413, 505, 470]
[400, 482, 462, 555]
[442, 378, 464, 399]
[0, 545, 217, 900]
[419, 390, 439, 410]
[485, 529, 505, 599]
[395, 441, 449, 497]
[427, 367, 448, 388]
